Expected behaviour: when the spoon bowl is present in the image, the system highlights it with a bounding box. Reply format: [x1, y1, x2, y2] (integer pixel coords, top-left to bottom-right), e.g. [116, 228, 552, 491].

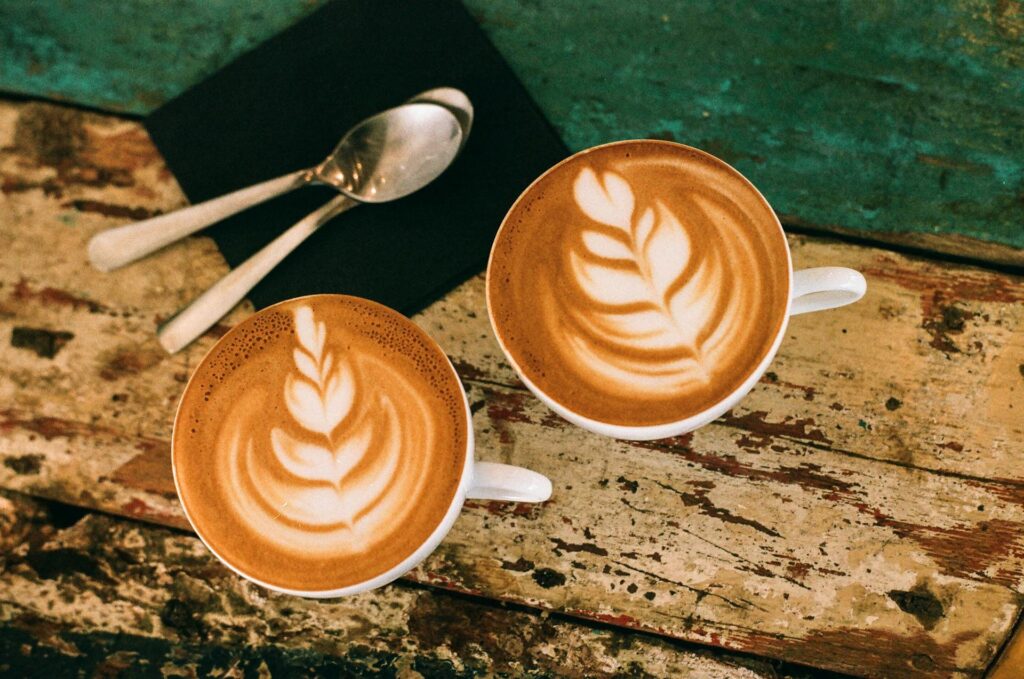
[408, 87, 473, 150]
[315, 103, 462, 202]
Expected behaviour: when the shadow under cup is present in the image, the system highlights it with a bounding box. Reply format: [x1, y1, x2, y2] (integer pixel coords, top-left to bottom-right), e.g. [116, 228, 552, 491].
[171, 294, 477, 597]
[486, 140, 866, 440]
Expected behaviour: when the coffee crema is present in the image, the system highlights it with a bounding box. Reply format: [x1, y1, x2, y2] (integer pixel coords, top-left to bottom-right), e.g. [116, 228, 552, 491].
[488, 141, 790, 427]
[173, 295, 467, 592]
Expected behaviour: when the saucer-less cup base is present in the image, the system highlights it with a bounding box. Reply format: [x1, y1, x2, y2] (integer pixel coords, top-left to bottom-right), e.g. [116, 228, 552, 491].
[485, 141, 866, 441]
[172, 308, 552, 599]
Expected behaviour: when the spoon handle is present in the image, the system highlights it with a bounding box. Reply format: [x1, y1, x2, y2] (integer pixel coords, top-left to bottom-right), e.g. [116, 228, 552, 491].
[88, 170, 308, 271]
[157, 194, 356, 354]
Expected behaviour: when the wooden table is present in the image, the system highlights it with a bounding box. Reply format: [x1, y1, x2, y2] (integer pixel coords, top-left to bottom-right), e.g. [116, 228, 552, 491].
[1, 4, 1023, 677]
[1, 96, 1023, 678]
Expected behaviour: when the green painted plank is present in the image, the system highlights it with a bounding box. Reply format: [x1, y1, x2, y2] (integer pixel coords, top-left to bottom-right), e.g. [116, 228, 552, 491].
[0, 0, 1021, 257]
[464, 0, 1024, 256]
[0, 0, 325, 113]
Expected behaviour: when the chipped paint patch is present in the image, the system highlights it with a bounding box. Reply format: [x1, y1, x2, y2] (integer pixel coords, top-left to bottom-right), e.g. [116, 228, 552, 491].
[10, 327, 74, 358]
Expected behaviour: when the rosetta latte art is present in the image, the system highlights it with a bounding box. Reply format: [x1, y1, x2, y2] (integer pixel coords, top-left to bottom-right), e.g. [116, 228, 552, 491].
[216, 305, 433, 556]
[174, 294, 467, 590]
[562, 167, 749, 395]
[489, 141, 789, 426]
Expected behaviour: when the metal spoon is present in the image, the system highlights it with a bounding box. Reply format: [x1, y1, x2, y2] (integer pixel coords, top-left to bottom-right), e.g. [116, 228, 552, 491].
[156, 103, 462, 353]
[408, 86, 473, 151]
[88, 102, 462, 272]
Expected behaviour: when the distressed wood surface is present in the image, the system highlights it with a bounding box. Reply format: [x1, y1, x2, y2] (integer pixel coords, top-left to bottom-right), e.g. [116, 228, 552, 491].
[1, 0, 1022, 263]
[1, 491, 797, 679]
[0, 1, 322, 114]
[469, 0, 1024, 265]
[2, 101, 1024, 677]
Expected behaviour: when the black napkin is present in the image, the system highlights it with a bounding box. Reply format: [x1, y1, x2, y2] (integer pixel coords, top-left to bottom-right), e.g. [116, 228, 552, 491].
[145, 0, 567, 314]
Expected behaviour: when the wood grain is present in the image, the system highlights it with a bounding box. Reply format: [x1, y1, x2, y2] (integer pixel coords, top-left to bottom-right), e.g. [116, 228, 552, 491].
[2, 99, 1024, 678]
[0, 491, 801, 679]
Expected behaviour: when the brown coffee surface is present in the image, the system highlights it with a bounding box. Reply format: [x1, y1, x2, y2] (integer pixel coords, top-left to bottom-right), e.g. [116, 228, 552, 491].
[488, 141, 790, 427]
[173, 295, 467, 592]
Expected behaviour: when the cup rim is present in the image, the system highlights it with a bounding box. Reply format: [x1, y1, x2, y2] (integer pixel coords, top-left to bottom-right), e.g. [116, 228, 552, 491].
[484, 139, 794, 438]
[170, 293, 475, 598]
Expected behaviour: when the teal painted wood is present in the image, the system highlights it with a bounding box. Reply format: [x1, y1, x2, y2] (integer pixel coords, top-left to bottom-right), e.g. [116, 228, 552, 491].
[464, 0, 1024, 257]
[0, 1, 324, 113]
[0, 0, 1021, 257]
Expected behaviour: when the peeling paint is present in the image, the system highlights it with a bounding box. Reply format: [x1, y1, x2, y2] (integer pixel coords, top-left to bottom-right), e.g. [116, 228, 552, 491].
[11, 278, 109, 314]
[10, 326, 73, 358]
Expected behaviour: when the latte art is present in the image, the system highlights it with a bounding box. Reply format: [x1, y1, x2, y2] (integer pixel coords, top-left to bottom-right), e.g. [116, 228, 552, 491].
[174, 296, 467, 592]
[219, 306, 433, 553]
[488, 141, 790, 427]
[564, 167, 754, 396]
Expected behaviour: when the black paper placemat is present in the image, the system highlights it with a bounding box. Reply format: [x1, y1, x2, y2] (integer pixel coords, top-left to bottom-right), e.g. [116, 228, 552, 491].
[145, 0, 567, 314]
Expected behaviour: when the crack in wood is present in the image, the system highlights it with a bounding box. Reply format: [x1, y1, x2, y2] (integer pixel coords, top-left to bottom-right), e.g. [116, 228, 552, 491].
[672, 524, 811, 592]
[653, 479, 783, 538]
[609, 560, 766, 612]
[802, 436, 1024, 489]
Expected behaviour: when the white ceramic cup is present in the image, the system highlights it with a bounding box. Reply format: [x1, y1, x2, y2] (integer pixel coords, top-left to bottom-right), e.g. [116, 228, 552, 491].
[172, 296, 552, 598]
[485, 141, 867, 441]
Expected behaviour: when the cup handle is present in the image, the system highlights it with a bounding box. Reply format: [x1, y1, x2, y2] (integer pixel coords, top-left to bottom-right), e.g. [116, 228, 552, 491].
[467, 462, 552, 502]
[791, 267, 867, 316]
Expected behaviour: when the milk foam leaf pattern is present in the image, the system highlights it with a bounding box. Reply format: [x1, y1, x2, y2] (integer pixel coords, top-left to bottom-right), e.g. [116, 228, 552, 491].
[569, 167, 729, 382]
[294, 306, 325, 359]
[581, 229, 634, 260]
[271, 305, 370, 498]
[270, 427, 369, 489]
[319, 353, 333, 382]
[283, 307, 354, 436]
[293, 348, 319, 383]
[574, 167, 634, 230]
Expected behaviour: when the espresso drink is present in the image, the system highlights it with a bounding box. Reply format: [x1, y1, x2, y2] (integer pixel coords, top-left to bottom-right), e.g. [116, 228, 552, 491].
[173, 295, 467, 592]
[488, 141, 790, 427]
